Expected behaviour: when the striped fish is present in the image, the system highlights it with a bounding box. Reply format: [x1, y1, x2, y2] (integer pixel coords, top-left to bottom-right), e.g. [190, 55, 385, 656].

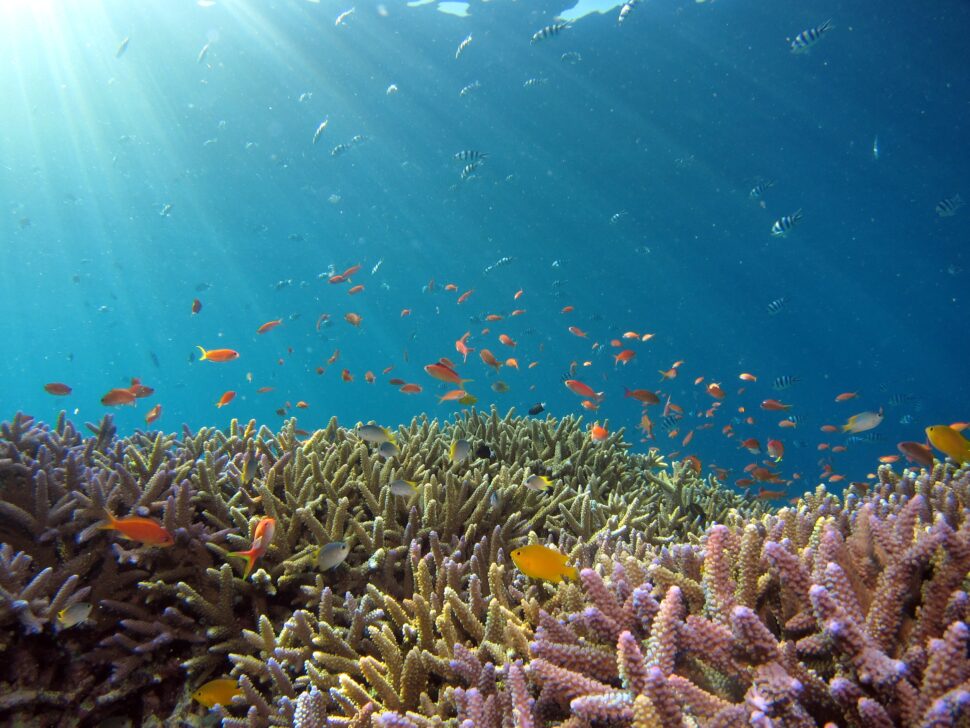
[847, 432, 885, 444]
[618, 0, 638, 24]
[770, 210, 803, 237]
[935, 194, 964, 217]
[331, 143, 351, 157]
[790, 19, 833, 54]
[460, 162, 481, 181]
[771, 375, 799, 391]
[659, 414, 682, 432]
[455, 150, 487, 162]
[523, 77, 548, 88]
[749, 180, 774, 201]
[766, 297, 788, 315]
[531, 23, 570, 44]
[459, 81, 481, 97]
[455, 34, 473, 60]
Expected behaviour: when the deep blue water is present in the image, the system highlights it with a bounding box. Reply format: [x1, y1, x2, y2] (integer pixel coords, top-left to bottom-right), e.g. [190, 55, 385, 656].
[1, 0, 967, 496]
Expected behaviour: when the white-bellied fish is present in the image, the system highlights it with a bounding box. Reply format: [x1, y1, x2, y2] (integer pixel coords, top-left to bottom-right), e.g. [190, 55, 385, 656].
[842, 409, 883, 434]
[459, 81, 481, 97]
[197, 42, 211, 64]
[455, 150, 487, 162]
[116, 37, 130, 58]
[386, 84, 398, 95]
[388, 479, 418, 497]
[331, 143, 351, 157]
[317, 541, 350, 570]
[770, 210, 803, 237]
[335, 7, 355, 26]
[523, 77, 548, 88]
[450, 438, 472, 463]
[312, 119, 329, 145]
[460, 162, 480, 181]
[936, 194, 964, 217]
[618, 0, 638, 25]
[790, 19, 833, 54]
[525, 474, 553, 492]
[455, 34, 473, 60]
[357, 424, 396, 444]
[57, 602, 93, 629]
[766, 296, 788, 315]
[378, 441, 399, 459]
[531, 23, 570, 44]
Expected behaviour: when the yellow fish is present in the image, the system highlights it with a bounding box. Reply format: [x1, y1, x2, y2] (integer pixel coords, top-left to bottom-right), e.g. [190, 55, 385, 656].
[841, 408, 883, 434]
[192, 678, 243, 708]
[510, 544, 577, 582]
[926, 425, 970, 464]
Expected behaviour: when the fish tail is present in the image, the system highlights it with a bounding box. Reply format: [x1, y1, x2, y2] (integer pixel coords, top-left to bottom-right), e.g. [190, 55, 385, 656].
[564, 565, 579, 581]
[196, 345, 208, 361]
[97, 511, 118, 531]
[227, 549, 257, 578]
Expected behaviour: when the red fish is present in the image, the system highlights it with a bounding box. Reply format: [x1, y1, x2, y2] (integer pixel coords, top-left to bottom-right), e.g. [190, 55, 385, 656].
[101, 388, 136, 406]
[344, 312, 362, 326]
[257, 319, 283, 334]
[568, 326, 587, 337]
[400, 383, 422, 393]
[590, 423, 608, 442]
[766, 439, 784, 461]
[896, 441, 934, 467]
[624, 387, 659, 405]
[348, 284, 364, 295]
[761, 399, 792, 411]
[197, 346, 239, 362]
[191, 298, 202, 315]
[145, 404, 162, 426]
[457, 289, 474, 304]
[216, 391, 236, 408]
[228, 517, 276, 578]
[128, 378, 154, 398]
[99, 512, 174, 547]
[614, 350, 635, 365]
[43, 382, 72, 396]
[498, 334, 516, 347]
[479, 349, 502, 371]
[425, 362, 467, 385]
[564, 379, 602, 401]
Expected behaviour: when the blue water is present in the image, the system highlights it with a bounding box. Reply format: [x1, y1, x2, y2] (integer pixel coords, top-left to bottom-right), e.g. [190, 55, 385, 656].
[1, 0, 967, 495]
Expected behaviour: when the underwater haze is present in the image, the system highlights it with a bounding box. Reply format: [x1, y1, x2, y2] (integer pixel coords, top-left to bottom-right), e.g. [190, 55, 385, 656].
[1, 0, 968, 497]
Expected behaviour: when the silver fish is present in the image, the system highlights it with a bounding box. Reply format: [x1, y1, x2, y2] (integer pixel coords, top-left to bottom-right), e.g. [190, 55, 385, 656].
[57, 602, 93, 629]
[378, 441, 399, 459]
[312, 119, 329, 145]
[357, 424, 395, 444]
[317, 541, 350, 570]
[459, 81, 481, 97]
[116, 37, 130, 58]
[455, 34, 473, 60]
[388, 479, 417, 497]
[335, 7, 355, 26]
[197, 42, 211, 64]
[450, 438, 472, 463]
[531, 23, 570, 44]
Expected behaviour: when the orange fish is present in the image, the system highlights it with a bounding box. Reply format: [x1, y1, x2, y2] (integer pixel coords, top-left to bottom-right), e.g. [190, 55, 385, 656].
[498, 334, 516, 347]
[756, 487, 787, 501]
[659, 368, 678, 380]
[191, 298, 202, 315]
[457, 289, 474, 304]
[99, 512, 174, 547]
[44, 382, 72, 396]
[590, 423, 608, 442]
[295, 401, 309, 408]
[344, 312, 362, 326]
[327, 350, 340, 365]
[739, 373, 757, 382]
[831, 445, 847, 453]
[896, 441, 934, 467]
[341, 369, 353, 382]
[101, 388, 136, 406]
[828, 474, 845, 483]
[329, 274, 346, 284]
[145, 404, 162, 426]
[257, 319, 283, 334]
[197, 346, 239, 362]
[341, 264, 362, 278]
[581, 400, 600, 411]
[568, 326, 587, 337]
[399, 383, 422, 394]
[486, 314, 504, 322]
[455, 334, 474, 361]
[256, 386, 274, 394]
[444, 283, 458, 292]
[564, 379, 602, 400]
[834, 392, 858, 402]
[425, 362, 468, 385]
[401, 309, 411, 317]
[511, 309, 526, 316]
[878, 455, 900, 464]
[128, 378, 154, 398]
[348, 284, 364, 295]
[614, 350, 635, 365]
[439, 389, 468, 403]
[682, 430, 694, 446]
[505, 357, 519, 369]
[624, 388, 660, 405]
[364, 371, 376, 384]
[820, 425, 839, 433]
[216, 391, 236, 408]
[479, 349, 502, 371]
[778, 419, 798, 428]
[761, 399, 792, 411]
[707, 383, 725, 399]
[228, 517, 275, 578]
[694, 376, 705, 385]
[621, 331, 639, 339]
[561, 305, 574, 313]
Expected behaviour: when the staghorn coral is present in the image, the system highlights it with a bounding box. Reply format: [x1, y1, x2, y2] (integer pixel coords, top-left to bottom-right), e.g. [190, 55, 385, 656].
[0, 408, 757, 726]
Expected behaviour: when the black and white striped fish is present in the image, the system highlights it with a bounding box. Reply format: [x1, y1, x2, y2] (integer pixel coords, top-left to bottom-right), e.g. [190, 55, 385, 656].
[523, 77, 548, 88]
[531, 23, 569, 44]
[618, 0, 638, 24]
[771, 375, 799, 391]
[455, 34, 473, 60]
[790, 19, 833, 54]
[659, 414, 682, 432]
[331, 143, 351, 157]
[460, 162, 481, 181]
[766, 297, 788, 315]
[749, 180, 774, 201]
[455, 150, 487, 162]
[935, 194, 964, 217]
[459, 81, 481, 97]
[770, 209, 803, 237]
[847, 432, 885, 444]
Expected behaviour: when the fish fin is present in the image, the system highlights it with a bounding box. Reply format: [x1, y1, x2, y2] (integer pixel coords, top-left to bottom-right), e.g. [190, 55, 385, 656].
[563, 565, 579, 581]
[227, 549, 257, 578]
[196, 345, 208, 360]
[96, 511, 118, 531]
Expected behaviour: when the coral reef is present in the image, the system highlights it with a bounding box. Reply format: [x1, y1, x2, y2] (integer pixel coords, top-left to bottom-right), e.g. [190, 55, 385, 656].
[2, 409, 967, 727]
[0, 408, 757, 726]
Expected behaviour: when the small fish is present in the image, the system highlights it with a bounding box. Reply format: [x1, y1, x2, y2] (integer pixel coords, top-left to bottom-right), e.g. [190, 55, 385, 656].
[761, 399, 793, 411]
[386, 84, 398, 95]
[388, 479, 418, 497]
[564, 379, 601, 400]
[618, 0, 637, 24]
[842, 409, 884, 434]
[590, 423, 608, 442]
[925, 425, 970, 464]
[159, 203, 173, 216]
[491, 381, 510, 393]
[101, 388, 137, 407]
[459, 393, 478, 405]
[239, 451, 257, 485]
[57, 602, 93, 629]
[935, 194, 965, 218]
[99, 512, 174, 547]
[771, 375, 799, 390]
[560, 51, 582, 63]
[331, 143, 351, 157]
[510, 544, 577, 582]
[227, 517, 276, 578]
[455, 150, 487, 162]
[528, 402, 545, 416]
[835, 392, 858, 402]
[455, 34, 473, 60]
[610, 211, 628, 224]
[749, 180, 774, 207]
[790, 19, 833, 54]
[44, 382, 72, 396]
[317, 541, 350, 570]
[216, 391, 236, 408]
[197, 346, 239, 362]
[459, 81, 481, 97]
[872, 135, 879, 160]
[257, 319, 283, 334]
[766, 297, 788, 315]
[531, 23, 570, 44]
[115, 37, 130, 58]
[460, 162, 480, 181]
[766, 439, 784, 461]
[378, 441, 399, 459]
[191, 298, 202, 315]
[525, 474, 553, 492]
[896, 441, 935, 467]
[197, 42, 211, 64]
[192, 678, 242, 709]
[357, 424, 396, 444]
[450, 438, 472, 463]
[145, 404, 162, 426]
[344, 312, 362, 326]
[523, 77, 548, 88]
[770, 210, 803, 237]
[334, 7, 355, 26]
[474, 443, 492, 459]
[624, 388, 660, 404]
[312, 119, 329, 145]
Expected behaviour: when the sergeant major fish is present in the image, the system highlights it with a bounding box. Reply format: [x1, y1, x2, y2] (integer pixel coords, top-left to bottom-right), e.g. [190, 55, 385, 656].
[790, 19, 833, 54]
[459, 81, 481, 97]
[936, 194, 964, 217]
[455, 34, 473, 60]
[312, 119, 329, 145]
[531, 23, 570, 44]
[770, 210, 803, 237]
